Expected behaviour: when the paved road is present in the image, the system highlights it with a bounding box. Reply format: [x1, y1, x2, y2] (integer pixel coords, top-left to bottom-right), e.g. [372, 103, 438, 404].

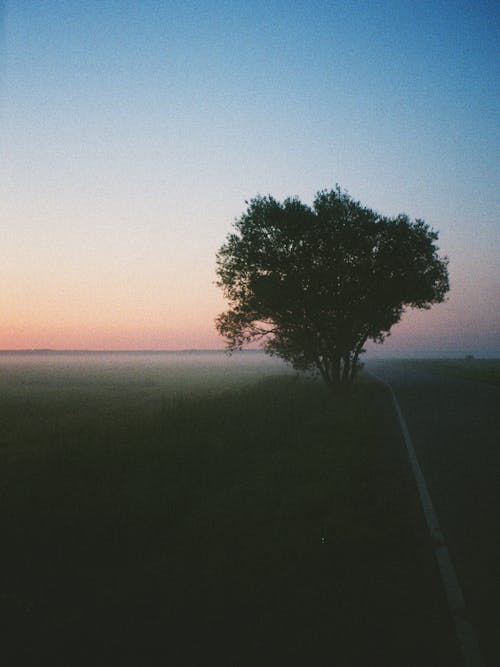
[368, 360, 500, 667]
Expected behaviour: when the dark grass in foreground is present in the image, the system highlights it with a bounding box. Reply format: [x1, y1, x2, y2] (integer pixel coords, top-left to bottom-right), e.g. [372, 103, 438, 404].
[1, 372, 459, 666]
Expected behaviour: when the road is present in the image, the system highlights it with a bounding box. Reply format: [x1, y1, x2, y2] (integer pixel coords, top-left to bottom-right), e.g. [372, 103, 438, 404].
[367, 360, 500, 667]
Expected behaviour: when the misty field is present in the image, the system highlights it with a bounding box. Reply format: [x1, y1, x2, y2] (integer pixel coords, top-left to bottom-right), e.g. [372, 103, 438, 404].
[399, 357, 500, 386]
[0, 352, 458, 666]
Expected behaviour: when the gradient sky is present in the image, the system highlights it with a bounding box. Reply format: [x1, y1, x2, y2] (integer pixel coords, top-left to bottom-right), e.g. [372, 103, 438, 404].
[2, 0, 499, 353]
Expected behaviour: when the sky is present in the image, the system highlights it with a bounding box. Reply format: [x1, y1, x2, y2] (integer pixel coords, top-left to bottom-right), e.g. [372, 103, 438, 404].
[1, 0, 499, 354]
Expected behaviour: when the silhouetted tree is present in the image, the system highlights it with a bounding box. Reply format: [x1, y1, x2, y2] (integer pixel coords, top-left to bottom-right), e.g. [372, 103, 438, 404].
[216, 187, 449, 391]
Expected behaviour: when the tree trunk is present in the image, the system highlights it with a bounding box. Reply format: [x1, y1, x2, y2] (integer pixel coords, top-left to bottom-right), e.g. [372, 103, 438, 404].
[341, 354, 351, 386]
[332, 356, 342, 387]
[317, 354, 355, 395]
[349, 337, 367, 382]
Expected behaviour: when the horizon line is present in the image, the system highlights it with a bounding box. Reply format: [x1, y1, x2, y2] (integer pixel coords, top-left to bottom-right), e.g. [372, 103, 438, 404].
[0, 348, 499, 356]
[0, 348, 230, 353]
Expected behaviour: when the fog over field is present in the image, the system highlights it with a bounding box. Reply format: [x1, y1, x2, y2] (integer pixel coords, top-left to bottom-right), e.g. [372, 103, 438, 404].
[0, 351, 295, 446]
[0, 350, 292, 402]
[363, 345, 500, 359]
[1, 349, 498, 409]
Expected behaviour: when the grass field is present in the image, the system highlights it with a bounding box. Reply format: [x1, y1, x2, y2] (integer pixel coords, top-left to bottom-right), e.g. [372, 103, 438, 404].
[391, 357, 500, 386]
[0, 352, 458, 666]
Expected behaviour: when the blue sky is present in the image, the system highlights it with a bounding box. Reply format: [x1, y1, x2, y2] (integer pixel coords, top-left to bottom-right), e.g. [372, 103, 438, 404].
[2, 1, 499, 352]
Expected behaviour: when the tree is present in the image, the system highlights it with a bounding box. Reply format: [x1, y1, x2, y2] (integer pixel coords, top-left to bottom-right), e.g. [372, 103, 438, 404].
[215, 187, 449, 392]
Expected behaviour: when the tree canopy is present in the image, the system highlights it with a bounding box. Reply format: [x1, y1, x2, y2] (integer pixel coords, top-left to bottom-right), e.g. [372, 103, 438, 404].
[216, 187, 449, 391]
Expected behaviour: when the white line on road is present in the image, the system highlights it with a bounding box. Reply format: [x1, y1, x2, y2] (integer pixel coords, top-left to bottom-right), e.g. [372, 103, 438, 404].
[369, 371, 485, 667]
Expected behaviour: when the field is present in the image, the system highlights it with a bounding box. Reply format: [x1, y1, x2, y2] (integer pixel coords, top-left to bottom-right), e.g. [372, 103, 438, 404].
[387, 357, 500, 386]
[0, 352, 458, 666]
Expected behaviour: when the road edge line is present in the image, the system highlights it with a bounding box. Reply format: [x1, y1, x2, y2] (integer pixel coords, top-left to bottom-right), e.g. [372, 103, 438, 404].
[369, 371, 485, 667]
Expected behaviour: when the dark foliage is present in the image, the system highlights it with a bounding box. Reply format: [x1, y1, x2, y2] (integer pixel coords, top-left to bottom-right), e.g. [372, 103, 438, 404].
[216, 187, 449, 390]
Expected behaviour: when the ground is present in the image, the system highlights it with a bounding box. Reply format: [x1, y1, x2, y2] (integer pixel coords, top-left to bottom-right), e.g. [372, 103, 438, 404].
[0, 353, 462, 665]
